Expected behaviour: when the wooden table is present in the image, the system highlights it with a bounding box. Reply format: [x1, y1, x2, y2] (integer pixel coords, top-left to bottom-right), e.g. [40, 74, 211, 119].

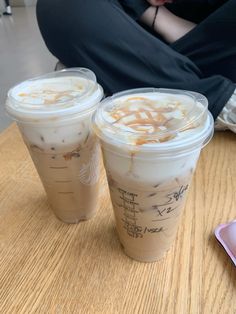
[0, 124, 235, 314]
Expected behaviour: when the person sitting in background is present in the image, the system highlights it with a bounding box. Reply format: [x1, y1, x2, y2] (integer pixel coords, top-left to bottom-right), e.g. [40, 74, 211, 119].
[36, 0, 236, 133]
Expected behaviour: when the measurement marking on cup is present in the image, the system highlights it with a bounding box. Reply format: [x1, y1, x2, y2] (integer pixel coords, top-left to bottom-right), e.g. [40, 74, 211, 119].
[119, 188, 143, 238]
[49, 166, 68, 169]
[58, 192, 74, 194]
[55, 180, 72, 183]
[152, 217, 171, 222]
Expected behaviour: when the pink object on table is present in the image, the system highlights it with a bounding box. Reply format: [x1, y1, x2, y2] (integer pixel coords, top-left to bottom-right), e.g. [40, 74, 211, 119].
[215, 221, 236, 266]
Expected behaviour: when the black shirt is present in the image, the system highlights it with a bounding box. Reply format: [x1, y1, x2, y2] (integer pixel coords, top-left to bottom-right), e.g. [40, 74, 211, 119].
[119, 0, 227, 20]
[119, 0, 149, 20]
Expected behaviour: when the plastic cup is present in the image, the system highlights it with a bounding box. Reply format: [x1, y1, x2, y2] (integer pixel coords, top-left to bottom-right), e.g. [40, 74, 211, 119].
[5, 68, 103, 223]
[93, 88, 214, 262]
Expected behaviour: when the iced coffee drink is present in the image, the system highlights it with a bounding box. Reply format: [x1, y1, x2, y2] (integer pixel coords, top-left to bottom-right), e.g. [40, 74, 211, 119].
[6, 68, 103, 223]
[93, 88, 214, 262]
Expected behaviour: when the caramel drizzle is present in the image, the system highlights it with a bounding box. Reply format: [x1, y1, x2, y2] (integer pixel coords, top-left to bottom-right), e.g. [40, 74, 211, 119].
[112, 108, 170, 130]
[111, 98, 179, 131]
[109, 97, 186, 145]
[18, 88, 83, 105]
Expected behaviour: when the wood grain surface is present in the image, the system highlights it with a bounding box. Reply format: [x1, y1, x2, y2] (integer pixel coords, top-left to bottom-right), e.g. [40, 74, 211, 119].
[0, 124, 235, 314]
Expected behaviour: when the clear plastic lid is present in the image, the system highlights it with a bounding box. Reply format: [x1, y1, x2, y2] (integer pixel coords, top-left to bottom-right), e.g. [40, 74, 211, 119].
[6, 68, 103, 122]
[93, 88, 214, 153]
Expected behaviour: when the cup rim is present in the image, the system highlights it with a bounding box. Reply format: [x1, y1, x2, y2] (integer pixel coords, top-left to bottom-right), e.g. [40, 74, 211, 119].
[5, 68, 103, 122]
[93, 88, 214, 154]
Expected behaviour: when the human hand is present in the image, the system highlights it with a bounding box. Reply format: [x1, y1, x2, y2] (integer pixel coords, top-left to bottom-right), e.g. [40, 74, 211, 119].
[146, 0, 173, 6]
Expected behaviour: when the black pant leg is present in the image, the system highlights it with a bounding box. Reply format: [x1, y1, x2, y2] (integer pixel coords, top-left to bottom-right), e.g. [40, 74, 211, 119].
[36, 0, 235, 119]
[170, 0, 236, 82]
[4, 0, 10, 6]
